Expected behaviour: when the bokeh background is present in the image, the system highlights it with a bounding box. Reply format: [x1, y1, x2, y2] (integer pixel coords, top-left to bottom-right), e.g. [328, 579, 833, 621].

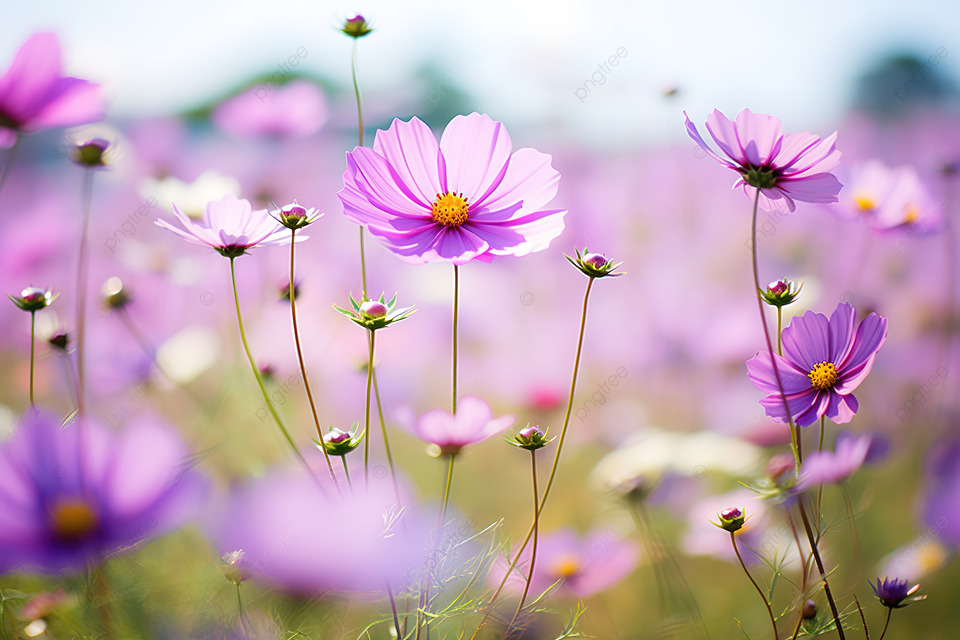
[1, 0, 959, 638]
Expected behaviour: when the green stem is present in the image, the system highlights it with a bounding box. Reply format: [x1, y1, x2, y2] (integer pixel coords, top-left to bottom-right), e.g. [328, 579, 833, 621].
[28, 311, 36, 407]
[75, 169, 94, 415]
[364, 329, 376, 485]
[440, 453, 456, 523]
[229, 257, 303, 462]
[474, 277, 596, 636]
[0, 133, 19, 197]
[777, 306, 783, 356]
[731, 531, 779, 640]
[371, 347, 400, 501]
[341, 456, 352, 488]
[797, 497, 845, 639]
[816, 416, 825, 521]
[509, 450, 540, 631]
[351, 38, 368, 298]
[452, 264, 460, 414]
[877, 608, 891, 640]
[289, 229, 338, 487]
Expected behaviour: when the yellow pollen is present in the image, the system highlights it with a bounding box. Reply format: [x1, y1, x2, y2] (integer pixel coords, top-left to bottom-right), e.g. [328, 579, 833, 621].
[808, 362, 838, 390]
[50, 498, 98, 541]
[431, 192, 469, 227]
[905, 205, 919, 224]
[552, 554, 581, 579]
[853, 194, 875, 212]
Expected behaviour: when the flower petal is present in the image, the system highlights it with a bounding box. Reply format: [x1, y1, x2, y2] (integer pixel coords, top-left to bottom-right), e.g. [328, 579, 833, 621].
[704, 109, 745, 166]
[746, 351, 813, 395]
[439, 113, 513, 200]
[372, 117, 442, 206]
[734, 108, 783, 167]
[781, 310, 830, 371]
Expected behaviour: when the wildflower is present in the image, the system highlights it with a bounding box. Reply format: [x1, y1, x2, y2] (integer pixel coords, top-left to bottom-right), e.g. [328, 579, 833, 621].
[0, 412, 207, 573]
[507, 425, 554, 451]
[566, 248, 624, 278]
[837, 160, 942, 233]
[684, 108, 841, 212]
[407, 395, 515, 456]
[0, 33, 105, 147]
[8, 286, 55, 312]
[714, 506, 745, 532]
[339, 113, 566, 264]
[334, 293, 414, 331]
[271, 200, 321, 230]
[155, 193, 296, 258]
[746, 302, 887, 427]
[760, 278, 802, 307]
[341, 15, 373, 38]
[795, 432, 881, 491]
[869, 577, 925, 609]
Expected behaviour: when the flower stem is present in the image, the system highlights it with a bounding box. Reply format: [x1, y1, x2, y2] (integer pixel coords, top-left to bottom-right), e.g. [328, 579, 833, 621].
[288, 229, 338, 487]
[364, 329, 376, 485]
[75, 169, 94, 415]
[0, 134, 19, 197]
[749, 189, 799, 468]
[452, 264, 460, 414]
[386, 579, 403, 640]
[371, 345, 400, 501]
[440, 453, 456, 523]
[28, 311, 36, 407]
[341, 456, 352, 488]
[474, 277, 596, 636]
[229, 256, 303, 462]
[508, 450, 540, 631]
[350, 37, 368, 298]
[817, 416, 826, 518]
[730, 531, 779, 640]
[797, 497, 846, 639]
[877, 608, 891, 640]
[777, 306, 783, 356]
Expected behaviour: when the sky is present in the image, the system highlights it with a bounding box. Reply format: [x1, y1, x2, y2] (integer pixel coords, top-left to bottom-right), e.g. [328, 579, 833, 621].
[2, 0, 958, 147]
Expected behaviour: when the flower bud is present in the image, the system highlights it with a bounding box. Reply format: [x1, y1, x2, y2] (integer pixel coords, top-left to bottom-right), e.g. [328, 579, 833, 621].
[335, 293, 415, 331]
[102, 277, 131, 310]
[341, 15, 373, 38]
[9, 287, 56, 312]
[272, 200, 320, 230]
[320, 427, 363, 456]
[71, 138, 110, 167]
[359, 300, 388, 321]
[48, 331, 70, 352]
[220, 550, 249, 585]
[716, 506, 745, 532]
[766, 453, 796, 485]
[507, 424, 553, 451]
[802, 599, 817, 620]
[759, 278, 802, 308]
[566, 247, 623, 278]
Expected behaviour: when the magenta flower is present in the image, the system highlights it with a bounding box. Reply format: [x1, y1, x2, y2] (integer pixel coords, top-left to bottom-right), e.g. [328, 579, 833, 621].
[338, 113, 566, 264]
[746, 302, 887, 427]
[684, 108, 842, 212]
[491, 528, 639, 599]
[406, 395, 515, 455]
[155, 193, 295, 257]
[0, 412, 206, 574]
[0, 33, 105, 147]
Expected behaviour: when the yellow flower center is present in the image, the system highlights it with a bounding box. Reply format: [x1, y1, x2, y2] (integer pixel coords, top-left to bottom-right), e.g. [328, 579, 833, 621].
[552, 553, 581, 579]
[905, 205, 919, 224]
[853, 194, 875, 212]
[431, 192, 469, 227]
[50, 498, 98, 541]
[808, 362, 838, 390]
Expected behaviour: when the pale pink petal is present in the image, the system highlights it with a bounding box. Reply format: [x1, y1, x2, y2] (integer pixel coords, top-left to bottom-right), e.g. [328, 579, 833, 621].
[734, 108, 783, 167]
[472, 148, 560, 213]
[372, 117, 442, 206]
[439, 113, 513, 200]
[704, 109, 745, 165]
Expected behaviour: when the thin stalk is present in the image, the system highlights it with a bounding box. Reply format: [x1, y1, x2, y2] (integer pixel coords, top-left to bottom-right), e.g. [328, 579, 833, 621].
[288, 229, 338, 486]
[508, 450, 540, 631]
[0, 134, 19, 197]
[75, 169, 95, 414]
[386, 580, 403, 640]
[28, 311, 36, 407]
[749, 189, 799, 468]
[777, 306, 783, 355]
[797, 497, 845, 639]
[816, 416, 826, 520]
[350, 37, 369, 297]
[730, 531, 779, 640]
[236, 583, 251, 632]
[474, 277, 596, 637]
[855, 595, 870, 640]
[372, 363, 400, 501]
[452, 264, 459, 414]
[440, 454, 455, 523]
[341, 456, 352, 488]
[229, 256, 303, 462]
[877, 609, 891, 640]
[364, 329, 376, 484]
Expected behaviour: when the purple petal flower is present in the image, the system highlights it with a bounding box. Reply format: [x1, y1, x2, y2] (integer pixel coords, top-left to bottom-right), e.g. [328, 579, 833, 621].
[746, 302, 887, 427]
[0, 412, 207, 574]
[795, 432, 875, 491]
[155, 193, 296, 256]
[836, 160, 943, 234]
[406, 395, 515, 455]
[0, 33, 105, 147]
[338, 113, 566, 264]
[870, 577, 925, 609]
[684, 108, 842, 213]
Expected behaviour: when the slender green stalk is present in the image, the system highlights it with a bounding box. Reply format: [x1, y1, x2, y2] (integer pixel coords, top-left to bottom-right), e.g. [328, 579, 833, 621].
[341, 456, 352, 488]
[777, 306, 783, 355]
[0, 134, 19, 197]
[440, 454, 456, 523]
[364, 329, 376, 484]
[877, 608, 891, 640]
[797, 497, 845, 639]
[474, 277, 596, 637]
[508, 450, 540, 631]
[452, 264, 460, 414]
[75, 169, 95, 414]
[350, 38, 369, 297]
[28, 311, 36, 407]
[372, 361, 400, 500]
[288, 230, 338, 486]
[229, 256, 303, 462]
[816, 416, 826, 519]
[730, 531, 779, 640]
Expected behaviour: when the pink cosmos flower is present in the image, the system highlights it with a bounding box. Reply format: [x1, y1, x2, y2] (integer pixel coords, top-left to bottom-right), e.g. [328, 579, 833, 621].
[212, 80, 328, 139]
[338, 113, 566, 264]
[154, 193, 295, 257]
[795, 432, 876, 491]
[0, 33, 105, 147]
[684, 108, 842, 213]
[836, 160, 943, 233]
[406, 395, 515, 455]
[746, 302, 887, 427]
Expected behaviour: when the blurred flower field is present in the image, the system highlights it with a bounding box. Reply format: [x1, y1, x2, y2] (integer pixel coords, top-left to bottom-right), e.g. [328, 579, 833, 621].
[0, 15, 958, 640]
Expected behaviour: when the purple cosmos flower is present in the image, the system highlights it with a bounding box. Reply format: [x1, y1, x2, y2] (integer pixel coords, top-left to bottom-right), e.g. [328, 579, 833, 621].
[836, 160, 943, 233]
[492, 528, 639, 599]
[155, 193, 295, 257]
[0, 412, 206, 574]
[870, 577, 925, 609]
[338, 113, 566, 264]
[405, 395, 515, 455]
[795, 432, 883, 491]
[0, 33, 105, 147]
[746, 302, 887, 427]
[684, 108, 842, 213]
[212, 80, 328, 139]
